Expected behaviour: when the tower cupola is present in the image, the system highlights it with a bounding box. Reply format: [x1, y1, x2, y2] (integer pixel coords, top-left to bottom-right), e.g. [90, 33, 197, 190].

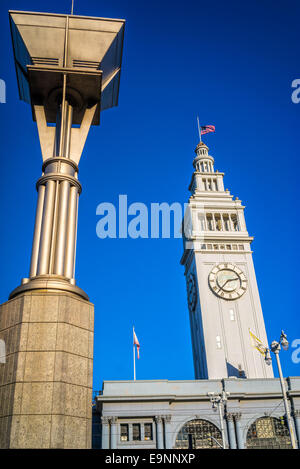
[193, 141, 215, 173]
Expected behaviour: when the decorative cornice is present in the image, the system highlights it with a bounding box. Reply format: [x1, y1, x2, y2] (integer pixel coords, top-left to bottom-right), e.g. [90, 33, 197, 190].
[183, 233, 252, 241]
[193, 170, 224, 176]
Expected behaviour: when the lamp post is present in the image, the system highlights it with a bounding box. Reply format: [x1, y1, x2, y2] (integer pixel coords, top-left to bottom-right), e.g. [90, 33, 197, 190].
[1, 10, 125, 449]
[265, 330, 297, 449]
[207, 391, 230, 449]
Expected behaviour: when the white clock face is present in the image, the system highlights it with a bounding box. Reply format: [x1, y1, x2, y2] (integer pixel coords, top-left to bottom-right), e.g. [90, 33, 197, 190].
[209, 263, 247, 300]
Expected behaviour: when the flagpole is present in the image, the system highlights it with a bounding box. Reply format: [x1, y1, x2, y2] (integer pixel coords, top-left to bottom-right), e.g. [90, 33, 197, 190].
[133, 326, 136, 381]
[197, 116, 202, 142]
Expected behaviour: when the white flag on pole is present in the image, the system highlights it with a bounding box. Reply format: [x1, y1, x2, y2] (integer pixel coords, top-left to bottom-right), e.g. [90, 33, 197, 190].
[133, 328, 140, 359]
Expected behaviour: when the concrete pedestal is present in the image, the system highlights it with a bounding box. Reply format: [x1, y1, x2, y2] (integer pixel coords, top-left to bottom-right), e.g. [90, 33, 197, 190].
[0, 291, 94, 448]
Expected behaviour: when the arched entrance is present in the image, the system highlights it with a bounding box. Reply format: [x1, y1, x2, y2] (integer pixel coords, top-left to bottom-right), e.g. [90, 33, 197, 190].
[246, 417, 292, 449]
[174, 419, 223, 449]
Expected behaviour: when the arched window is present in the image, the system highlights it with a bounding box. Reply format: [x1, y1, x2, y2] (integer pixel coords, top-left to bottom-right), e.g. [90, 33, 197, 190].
[174, 419, 222, 449]
[246, 417, 292, 449]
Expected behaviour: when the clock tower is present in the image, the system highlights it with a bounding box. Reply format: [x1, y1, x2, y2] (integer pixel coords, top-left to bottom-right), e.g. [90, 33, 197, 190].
[181, 140, 273, 380]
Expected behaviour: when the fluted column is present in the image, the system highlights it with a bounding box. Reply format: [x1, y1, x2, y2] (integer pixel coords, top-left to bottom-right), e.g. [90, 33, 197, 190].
[164, 415, 172, 449]
[155, 416, 164, 449]
[10, 110, 87, 300]
[234, 413, 244, 449]
[33, 159, 81, 280]
[226, 413, 237, 449]
[110, 416, 118, 449]
[64, 185, 79, 279]
[27, 102, 81, 282]
[53, 180, 70, 275]
[29, 183, 45, 277]
[101, 417, 111, 449]
[37, 179, 56, 275]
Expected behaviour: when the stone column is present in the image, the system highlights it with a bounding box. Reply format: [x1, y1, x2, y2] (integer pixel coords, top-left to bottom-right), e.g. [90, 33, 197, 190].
[101, 417, 111, 449]
[141, 423, 145, 441]
[155, 416, 164, 449]
[129, 423, 133, 441]
[110, 416, 118, 449]
[237, 210, 246, 231]
[216, 174, 224, 192]
[226, 413, 237, 449]
[292, 410, 300, 449]
[212, 214, 216, 231]
[234, 413, 244, 449]
[220, 214, 225, 231]
[164, 415, 172, 449]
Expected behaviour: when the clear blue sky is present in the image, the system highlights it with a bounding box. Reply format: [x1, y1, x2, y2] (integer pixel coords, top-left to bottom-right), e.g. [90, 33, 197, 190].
[0, 0, 299, 390]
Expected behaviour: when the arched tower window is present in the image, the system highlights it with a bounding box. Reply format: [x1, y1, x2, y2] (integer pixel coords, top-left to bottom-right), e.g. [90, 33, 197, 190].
[246, 417, 292, 449]
[174, 419, 222, 449]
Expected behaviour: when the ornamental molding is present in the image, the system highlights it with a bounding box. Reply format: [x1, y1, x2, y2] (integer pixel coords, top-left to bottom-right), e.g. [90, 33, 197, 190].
[42, 156, 79, 173]
[36, 173, 82, 193]
[101, 416, 111, 425]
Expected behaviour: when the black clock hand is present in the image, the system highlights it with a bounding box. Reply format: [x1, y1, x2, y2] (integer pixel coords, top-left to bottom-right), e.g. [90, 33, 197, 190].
[220, 276, 239, 289]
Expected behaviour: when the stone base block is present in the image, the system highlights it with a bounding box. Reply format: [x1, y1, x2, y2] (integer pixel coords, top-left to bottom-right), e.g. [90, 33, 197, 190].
[0, 291, 94, 448]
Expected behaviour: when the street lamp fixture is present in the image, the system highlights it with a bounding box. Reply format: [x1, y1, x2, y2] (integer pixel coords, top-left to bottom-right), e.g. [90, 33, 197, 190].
[264, 348, 272, 366]
[207, 391, 230, 449]
[264, 330, 297, 449]
[280, 330, 289, 351]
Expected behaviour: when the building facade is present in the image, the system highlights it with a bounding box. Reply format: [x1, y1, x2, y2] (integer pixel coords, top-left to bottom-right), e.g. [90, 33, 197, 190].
[93, 138, 299, 450]
[94, 378, 300, 449]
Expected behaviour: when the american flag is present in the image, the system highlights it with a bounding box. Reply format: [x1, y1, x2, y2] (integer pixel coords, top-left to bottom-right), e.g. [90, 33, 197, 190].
[201, 125, 215, 135]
